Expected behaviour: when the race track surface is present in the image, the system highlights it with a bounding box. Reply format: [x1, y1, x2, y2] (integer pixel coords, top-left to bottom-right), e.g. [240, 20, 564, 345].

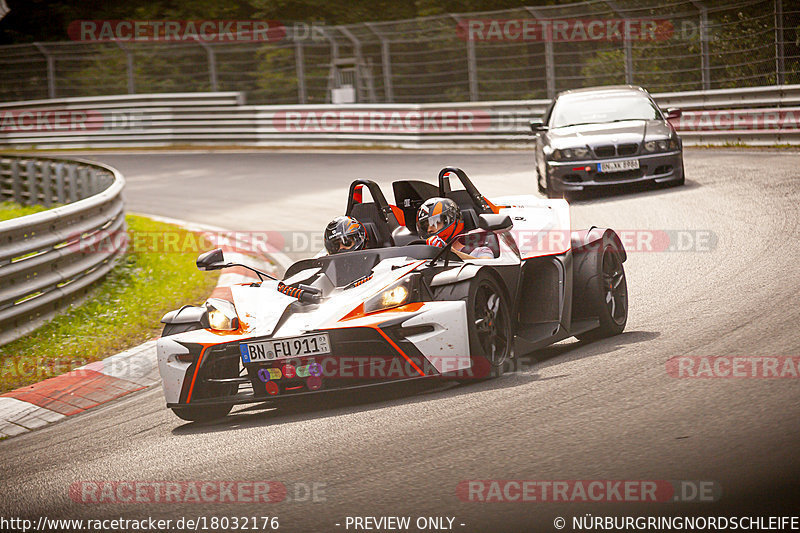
[1, 149, 799, 531]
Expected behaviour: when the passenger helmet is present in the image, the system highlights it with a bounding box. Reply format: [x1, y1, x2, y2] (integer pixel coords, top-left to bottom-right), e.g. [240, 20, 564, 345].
[324, 216, 367, 254]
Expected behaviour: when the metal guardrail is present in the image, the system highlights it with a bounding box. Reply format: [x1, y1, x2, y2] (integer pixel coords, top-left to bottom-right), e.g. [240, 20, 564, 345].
[0, 156, 126, 346]
[1, 86, 800, 148]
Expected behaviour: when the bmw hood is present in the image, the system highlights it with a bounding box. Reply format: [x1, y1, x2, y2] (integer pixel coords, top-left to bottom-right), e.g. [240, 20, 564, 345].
[548, 119, 671, 149]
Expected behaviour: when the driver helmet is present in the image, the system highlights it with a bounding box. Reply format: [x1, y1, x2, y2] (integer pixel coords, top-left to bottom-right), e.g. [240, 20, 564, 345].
[324, 216, 367, 254]
[416, 197, 463, 247]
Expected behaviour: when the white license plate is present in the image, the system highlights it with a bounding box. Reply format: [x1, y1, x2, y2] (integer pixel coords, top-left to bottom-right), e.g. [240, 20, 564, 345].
[240, 333, 331, 363]
[598, 159, 640, 173]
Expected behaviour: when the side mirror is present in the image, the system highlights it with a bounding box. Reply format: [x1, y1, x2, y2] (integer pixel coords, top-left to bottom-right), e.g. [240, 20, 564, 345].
[478, 214, 513, 232]
[196, 248, 226, 271]
[529, 119, 547, 132]
[666, 108, 682, 120]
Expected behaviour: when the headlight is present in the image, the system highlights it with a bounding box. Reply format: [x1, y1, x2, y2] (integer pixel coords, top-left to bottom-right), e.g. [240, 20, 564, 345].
[552, 147, 589, 161]
[364, 276, 414, 314]
[205, 298, 239, 331]
[644, 138, 679, 153]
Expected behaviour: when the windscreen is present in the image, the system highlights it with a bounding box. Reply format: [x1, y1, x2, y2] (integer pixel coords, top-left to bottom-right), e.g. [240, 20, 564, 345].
[550, 94, 662, 128]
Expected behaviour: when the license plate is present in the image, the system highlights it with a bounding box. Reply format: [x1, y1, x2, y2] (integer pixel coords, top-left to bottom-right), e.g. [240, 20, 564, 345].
[240, 333, 331, 363]
[598, 159, 639, 173]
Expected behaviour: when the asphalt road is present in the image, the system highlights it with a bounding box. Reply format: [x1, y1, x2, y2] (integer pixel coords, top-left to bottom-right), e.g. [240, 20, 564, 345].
[1, 149, 799, 532]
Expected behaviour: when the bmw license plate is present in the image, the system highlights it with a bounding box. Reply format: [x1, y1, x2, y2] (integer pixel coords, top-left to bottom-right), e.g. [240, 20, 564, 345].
[240, 333, 331, 363]
[598, 159, 639, 173]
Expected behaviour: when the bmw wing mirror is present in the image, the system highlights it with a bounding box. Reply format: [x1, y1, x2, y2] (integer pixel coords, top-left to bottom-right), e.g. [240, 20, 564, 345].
[529, 119, 547, 132]
[666, 108, 682, 120]
[196, 248, 226, 271]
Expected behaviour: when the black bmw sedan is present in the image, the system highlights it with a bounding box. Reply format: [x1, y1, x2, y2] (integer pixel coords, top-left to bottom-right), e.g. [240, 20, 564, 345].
[530, 85, 684, 198]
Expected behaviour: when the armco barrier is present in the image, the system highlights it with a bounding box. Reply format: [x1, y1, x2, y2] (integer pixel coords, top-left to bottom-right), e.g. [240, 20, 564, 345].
[1, 85, 799, 148]
[0, 156, 126, 346]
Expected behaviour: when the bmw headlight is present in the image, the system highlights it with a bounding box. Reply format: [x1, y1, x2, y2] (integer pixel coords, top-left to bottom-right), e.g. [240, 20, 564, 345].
[644, 138, 679, 153]
[552, 147, 589, 161]
[205, 298, 239, 331]
[364, 275, 416, 314]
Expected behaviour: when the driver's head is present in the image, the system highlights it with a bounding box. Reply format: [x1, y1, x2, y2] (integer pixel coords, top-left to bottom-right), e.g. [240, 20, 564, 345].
[324, 216, 367, 254]
[417, 197, 463, 244]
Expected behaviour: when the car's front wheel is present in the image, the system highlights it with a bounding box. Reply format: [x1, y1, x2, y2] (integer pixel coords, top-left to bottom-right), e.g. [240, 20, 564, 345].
[434, 271, 512, 379]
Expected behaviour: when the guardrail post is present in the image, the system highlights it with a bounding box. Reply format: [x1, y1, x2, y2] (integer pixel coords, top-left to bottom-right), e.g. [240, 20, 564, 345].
[295, 41, 307, 104]
[89, 169, 99, 195]
[77, 167, 89, 200]
[775, 0, 785, 85]
[41, 163, 52, 207]
[24, 161, 36, 205]
[54, 163, 66, 203]
[10, 160, 22, 204]
[67, 164, 79, 202]
[33, 42, 56, 99]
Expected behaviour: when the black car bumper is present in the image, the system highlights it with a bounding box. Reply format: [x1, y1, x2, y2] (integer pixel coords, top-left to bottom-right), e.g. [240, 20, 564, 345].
[547, 150, 683, 192]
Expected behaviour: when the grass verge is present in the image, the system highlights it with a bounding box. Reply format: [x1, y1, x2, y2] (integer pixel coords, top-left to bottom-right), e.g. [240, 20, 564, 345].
[0, 213, 220, 393]
[0, 201, 54, 222]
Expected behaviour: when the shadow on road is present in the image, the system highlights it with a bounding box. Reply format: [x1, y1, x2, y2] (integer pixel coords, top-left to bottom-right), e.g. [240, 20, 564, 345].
[171, 330, 660, 436]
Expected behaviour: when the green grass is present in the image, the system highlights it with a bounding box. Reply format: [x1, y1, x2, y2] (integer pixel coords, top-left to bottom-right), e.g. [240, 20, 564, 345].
[0, 213, 221, 392]
[0, 201, 54, 221]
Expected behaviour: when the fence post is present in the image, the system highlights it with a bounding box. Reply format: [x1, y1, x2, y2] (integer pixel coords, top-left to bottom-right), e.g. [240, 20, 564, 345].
[115, 40, 135, 94]
[603, 1, 634, 85]
[525, 7, 556, 99]
[365, 23, 394, 103]
[775, 0, 785, 85]
[33, 42, 56, 99]
[193, 38, 218, 92]
[689, 1, 711, 90]
[295, 41, 307, 104]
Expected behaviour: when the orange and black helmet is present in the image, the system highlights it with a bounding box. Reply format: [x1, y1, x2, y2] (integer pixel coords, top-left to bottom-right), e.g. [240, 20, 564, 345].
[324, 216, 367, 254]
[416, 197, 463, 245]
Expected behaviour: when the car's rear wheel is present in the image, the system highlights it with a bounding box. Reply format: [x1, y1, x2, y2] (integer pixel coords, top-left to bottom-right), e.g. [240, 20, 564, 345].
[575, 243, 628, 341]
[434, 271, 512, 379]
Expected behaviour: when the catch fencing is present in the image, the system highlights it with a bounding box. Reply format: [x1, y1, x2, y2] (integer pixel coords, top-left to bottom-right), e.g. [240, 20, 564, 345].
[0, 0, 796, 104]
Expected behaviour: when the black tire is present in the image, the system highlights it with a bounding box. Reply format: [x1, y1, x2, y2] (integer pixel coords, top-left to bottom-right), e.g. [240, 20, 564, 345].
[162, 321, 235, 421]
[536, 167, 545, 194]
[172, 403, 233, 422]
[434, 271, 512, 380]
[574, 243, 628, 341]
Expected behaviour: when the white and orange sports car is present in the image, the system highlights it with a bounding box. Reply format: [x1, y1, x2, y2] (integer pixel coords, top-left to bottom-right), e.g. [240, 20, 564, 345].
[157, 167, 629, 421]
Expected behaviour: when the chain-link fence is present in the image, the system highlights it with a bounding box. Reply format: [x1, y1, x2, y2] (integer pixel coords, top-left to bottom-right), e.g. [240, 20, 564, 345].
[1, 0, 797, 104]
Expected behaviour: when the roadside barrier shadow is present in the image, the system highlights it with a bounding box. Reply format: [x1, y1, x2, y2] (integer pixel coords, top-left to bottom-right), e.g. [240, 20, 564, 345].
[567, 180, 699, 205]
